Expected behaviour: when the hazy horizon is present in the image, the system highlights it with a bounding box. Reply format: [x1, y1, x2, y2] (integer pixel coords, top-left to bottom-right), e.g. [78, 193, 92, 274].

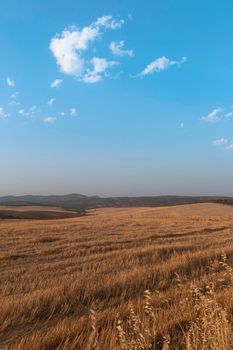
[1, 1, 233, 197]
[1, 191, 233, 198]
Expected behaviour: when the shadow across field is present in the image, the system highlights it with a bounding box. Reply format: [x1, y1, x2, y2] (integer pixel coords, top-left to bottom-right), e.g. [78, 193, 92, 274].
[0, 205, 84, 220]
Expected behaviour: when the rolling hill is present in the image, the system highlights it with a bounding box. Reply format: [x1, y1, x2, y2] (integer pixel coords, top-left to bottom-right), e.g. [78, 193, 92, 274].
[0, 194, 232, 210]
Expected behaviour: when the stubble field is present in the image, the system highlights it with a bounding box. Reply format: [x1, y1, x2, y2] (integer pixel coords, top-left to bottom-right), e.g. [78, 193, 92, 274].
[1, 203, 233, 349]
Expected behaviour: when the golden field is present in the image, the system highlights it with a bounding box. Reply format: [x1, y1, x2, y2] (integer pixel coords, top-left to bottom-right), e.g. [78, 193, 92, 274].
[1, 203, 233, 349]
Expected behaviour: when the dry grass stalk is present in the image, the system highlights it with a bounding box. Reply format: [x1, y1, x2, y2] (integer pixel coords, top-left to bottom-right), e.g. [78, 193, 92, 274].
[186, 285, 230, 350]
[86, 308, 98, 350]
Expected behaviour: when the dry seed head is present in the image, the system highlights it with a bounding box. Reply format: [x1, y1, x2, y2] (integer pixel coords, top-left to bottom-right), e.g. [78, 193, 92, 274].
[89, 308, 96, 331]
[116, 319, 126, 349]
[174, 272, 183, 288]
[143, 290, 154, 318]
[162, 334, 170, 350]
[86, 308, 98, 350]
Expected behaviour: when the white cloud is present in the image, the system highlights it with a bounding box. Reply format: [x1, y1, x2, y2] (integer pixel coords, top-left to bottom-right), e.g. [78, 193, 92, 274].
[83, 57, 118, 83]
[94, 15, 124, 29]
[70, 108, 77, 117]
[213, 138, 229, 146]
[43, 116, 56, 124]
[18, 106, 37, 118]
[180, 122, 185, 128]
[225, 143, 233, 150]
[109, 40, 134, 57]
[29, 105, 37, 112]
[51, 79, 63, 88]
[225, 111, 233, 119]
[201, 107, 224, 123]
[7, 77, 15, 87]
[212, 138, 233, 151]
[18, 109, 25, 115]
[9, 100, 20, 106]
[10, 92, 18, 99]
[0, 107, 10, 119]
[49, 15, 123, 82]
[60, 111, 65, 116]
[139, 56, 187, 76]
[50, 27, 97, 76]
[48, 98, 56, 106]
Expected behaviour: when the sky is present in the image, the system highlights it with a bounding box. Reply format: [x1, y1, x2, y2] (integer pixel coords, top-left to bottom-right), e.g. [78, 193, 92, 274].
[0, 0, 233, 197]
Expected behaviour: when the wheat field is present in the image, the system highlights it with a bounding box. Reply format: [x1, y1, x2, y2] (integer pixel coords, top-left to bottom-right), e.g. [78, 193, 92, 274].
[1, 203, 233, 349]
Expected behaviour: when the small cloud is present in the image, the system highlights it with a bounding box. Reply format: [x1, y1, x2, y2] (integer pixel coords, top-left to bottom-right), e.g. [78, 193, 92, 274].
[109, 40, 134, 57]
[83, 57, 118, 83]
[60, 111, 65, 117]
[138, 56, 187, 77]
[70, 108, 77, 117]
[51, 79, 63, 88]
[29, 105, 37, 112]
[180, 122, 185, 128]
[18, 109, 25, 116]
[18, 106, 37, 118]
[43, 116, 56, 124]
[225, 111, 233, 119]
[225, 143, 233, 150]
[48, 98, 56, 106]
[0, 107, 10, 119]
[128, 14, 133, 21]
[10, 92, 19, 99]
[201, 107, 224, 123]
[9, 100, 20, 106]
[94, 15, 124, 29]
[213, 138, 229, 146]
[212, 138, 233, 151]
[7, 77, 15, 87]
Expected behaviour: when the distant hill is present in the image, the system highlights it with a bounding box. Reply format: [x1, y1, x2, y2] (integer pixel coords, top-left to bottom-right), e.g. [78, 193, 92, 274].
[0, 194, 232, 210]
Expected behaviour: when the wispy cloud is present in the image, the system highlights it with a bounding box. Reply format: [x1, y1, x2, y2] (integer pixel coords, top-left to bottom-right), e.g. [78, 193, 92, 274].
[213, 138, 233, 151]
[109, 40, 134, 57]
[70, 108, 77, 117]
[201, 107, 224, 123]
[213, 138, 229, 146]
[83, 57, 118, 83]
[0, 107, 10, 119]
[201, 105, 233, 123]
[48, 98, 56, 106]
[50, 15, 123, 83]
[138, 56, 187, 77]
[180, 122, 185, 128]
[94, 15, 124, 29]
[43, 116, 56, 124]
[10, 92, 19, 99]
[18, 106, 37, 118]
[9, 92, 20, 106]
[7, 77, 15, 87]
[9, 100, 20, 106]
[50, 79, 63, 88]
[225, 111, 233, 119]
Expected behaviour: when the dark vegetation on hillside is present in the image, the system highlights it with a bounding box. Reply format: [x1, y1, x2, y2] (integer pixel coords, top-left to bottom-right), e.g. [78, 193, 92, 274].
[0, 194, 232, 210]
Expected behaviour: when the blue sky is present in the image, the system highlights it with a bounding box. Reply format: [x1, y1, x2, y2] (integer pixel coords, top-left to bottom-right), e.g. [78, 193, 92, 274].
[0, 0, 233, 196]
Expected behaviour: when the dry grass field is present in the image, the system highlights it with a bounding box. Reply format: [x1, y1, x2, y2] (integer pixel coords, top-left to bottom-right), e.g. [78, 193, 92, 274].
[1, 203, 233, 349]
